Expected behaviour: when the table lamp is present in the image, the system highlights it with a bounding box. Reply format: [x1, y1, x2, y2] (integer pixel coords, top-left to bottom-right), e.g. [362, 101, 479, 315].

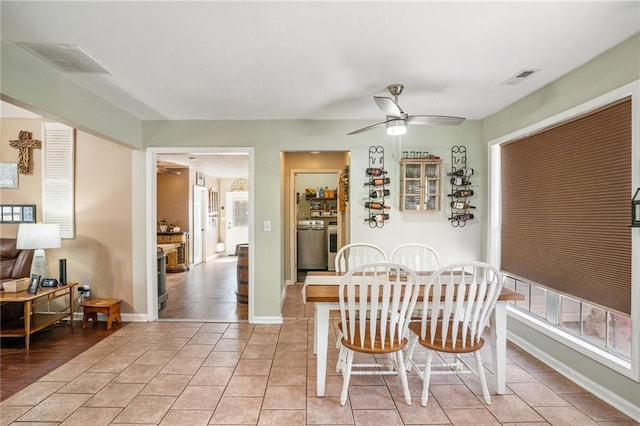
[16, 223, 61, 277]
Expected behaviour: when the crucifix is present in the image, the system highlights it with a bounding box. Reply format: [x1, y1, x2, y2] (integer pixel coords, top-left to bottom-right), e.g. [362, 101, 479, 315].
[9, 130, 41, 174]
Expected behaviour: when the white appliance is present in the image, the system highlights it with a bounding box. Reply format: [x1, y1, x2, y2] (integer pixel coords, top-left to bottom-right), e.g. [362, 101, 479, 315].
[327, 222, 338, 271]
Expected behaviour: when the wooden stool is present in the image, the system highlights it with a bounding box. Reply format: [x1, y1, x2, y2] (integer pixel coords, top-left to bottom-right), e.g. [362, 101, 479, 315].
[81, 298, 122, 330]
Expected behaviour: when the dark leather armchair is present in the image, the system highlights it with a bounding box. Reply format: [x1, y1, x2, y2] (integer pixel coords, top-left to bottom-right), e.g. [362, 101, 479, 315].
[1, 238, 34, 324]
[1, 238, 34, 284]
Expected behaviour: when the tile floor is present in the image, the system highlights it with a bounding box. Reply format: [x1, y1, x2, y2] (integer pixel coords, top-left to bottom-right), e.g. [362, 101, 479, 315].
[159, 256, 247, 321]
[1, 284, 637, 425]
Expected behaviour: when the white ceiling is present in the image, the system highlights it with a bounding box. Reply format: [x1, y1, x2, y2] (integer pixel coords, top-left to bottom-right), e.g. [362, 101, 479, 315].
[1, 1, 639, 176]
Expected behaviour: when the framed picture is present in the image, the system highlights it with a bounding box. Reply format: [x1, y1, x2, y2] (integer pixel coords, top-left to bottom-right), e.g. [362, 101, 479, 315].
[27, 274, 41, 294]
[12, 206, 22, 222]
[0, 163, 19, 189]
[22, 205, 34, 222]
[196, 171, 205, 186]
[0, 204, 36, 223]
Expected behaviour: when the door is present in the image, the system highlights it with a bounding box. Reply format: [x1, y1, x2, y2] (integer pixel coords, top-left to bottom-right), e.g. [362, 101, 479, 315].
[226, 191, 249, 255]
[193, 185, 207, 265]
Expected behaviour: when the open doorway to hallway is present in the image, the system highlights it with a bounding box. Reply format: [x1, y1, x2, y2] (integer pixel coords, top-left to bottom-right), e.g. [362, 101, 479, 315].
[282, 151, 350, 285]
[159, 256, 246, 321]
[152, 148, 252, 322]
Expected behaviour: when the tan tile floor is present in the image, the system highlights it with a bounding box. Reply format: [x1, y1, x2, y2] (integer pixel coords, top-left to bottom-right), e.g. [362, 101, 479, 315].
[159, 256, 247, 321]
[1, 284, 637, 425]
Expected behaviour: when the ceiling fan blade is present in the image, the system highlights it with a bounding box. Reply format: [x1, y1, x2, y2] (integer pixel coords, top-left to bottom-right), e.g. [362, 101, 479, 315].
[407, 115, 466, 126]
[374, 96, 404, 116]
[347, 120, 389, 135]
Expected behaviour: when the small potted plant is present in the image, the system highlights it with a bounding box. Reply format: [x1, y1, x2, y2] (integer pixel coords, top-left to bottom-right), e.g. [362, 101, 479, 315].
[158, 218, 168, 232]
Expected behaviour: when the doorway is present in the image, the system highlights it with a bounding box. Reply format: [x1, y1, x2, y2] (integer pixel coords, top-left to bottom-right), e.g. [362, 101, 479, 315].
[225, 191, 249, 255]
[283, 151, 350, 285]
[148, 147, 254, 323]
[193, 185, 207, 266]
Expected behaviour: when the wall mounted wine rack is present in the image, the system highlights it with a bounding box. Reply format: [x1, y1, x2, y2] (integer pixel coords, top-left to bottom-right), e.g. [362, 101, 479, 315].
[448, 145, 475, 227]
[365, 146, 388, 228]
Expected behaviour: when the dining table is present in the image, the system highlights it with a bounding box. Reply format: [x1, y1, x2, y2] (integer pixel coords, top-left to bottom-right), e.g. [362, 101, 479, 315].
[302, 270, 525, 397]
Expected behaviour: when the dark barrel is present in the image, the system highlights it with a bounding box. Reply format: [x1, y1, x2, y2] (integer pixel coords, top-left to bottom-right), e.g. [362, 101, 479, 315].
[236, 244, 249, 304]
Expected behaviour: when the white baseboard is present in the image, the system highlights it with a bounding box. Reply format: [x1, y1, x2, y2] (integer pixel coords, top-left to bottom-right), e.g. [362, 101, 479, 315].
[508, 331, 640, 422]
[121, 313, 149, 322]
[70, 312, 148, 323]
[251, 315, 283, 324]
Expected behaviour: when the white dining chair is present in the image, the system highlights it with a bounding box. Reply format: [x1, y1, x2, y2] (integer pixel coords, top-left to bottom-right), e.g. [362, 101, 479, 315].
[389, 243, 441, 272]
[389, 243, 442, 366]
[334, 243, 387, 273]
[406, 261, 504, 406]
[301, 243, 387, 304]
[336, 262, 420, 406]
[331, 243, 388, 356]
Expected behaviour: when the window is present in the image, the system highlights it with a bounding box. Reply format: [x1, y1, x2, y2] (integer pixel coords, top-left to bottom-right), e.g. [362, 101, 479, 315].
[489, 85, 638, 376]
[501, 97, 631, 315]
[506, 275, 631, 359]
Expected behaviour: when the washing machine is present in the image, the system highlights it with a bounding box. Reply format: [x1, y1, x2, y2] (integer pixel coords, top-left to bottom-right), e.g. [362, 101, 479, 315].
[297, 220, 326, 270]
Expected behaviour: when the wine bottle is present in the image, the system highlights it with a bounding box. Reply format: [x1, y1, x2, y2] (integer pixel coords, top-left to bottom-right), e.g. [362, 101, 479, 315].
[447, 168, 474, 177]
[449, 213, 474, 221]
[366, 168, 387, 176]
[448, 189, 474, 197]
[364, 201, 391, 210]
[364, 213, 389, 223]
[450, 177, 472, 186]
[364, 177, 390, 186]
[369, 189, 390, 198]
[450, 201, 476, 209]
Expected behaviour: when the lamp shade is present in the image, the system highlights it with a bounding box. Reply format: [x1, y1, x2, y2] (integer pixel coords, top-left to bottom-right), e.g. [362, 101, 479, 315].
[16, 223, 61, 250]
[386, 119, 407, 136]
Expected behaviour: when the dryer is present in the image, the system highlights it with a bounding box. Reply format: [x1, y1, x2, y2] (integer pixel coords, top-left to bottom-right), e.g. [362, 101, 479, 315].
[327, 222, 338, 271]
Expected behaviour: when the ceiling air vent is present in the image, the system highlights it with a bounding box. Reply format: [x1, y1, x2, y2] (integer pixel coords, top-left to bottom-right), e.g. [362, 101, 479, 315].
[502, 69, 539, 85]
[16, 42, 111, 74]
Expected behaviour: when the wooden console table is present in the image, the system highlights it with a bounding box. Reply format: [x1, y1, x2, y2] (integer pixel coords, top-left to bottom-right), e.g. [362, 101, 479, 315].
[157, 232, 189, 272]
[0, 282, 78, 350]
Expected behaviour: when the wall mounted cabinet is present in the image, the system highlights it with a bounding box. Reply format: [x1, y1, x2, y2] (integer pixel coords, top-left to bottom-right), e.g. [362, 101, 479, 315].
[399, 158, 442, 212]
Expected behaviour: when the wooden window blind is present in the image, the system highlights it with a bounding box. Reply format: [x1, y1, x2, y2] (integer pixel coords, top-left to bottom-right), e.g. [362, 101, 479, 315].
[501, 97, 632, 315]
[42, 122, 75, 239]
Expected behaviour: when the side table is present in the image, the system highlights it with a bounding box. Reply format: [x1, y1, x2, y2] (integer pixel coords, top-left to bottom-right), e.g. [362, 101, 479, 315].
[0, 282, 79, 350]
[81, 298, 122, 330]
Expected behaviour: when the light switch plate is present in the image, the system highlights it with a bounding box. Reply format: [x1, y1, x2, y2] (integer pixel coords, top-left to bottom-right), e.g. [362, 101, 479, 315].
[263, 220, 271, 232]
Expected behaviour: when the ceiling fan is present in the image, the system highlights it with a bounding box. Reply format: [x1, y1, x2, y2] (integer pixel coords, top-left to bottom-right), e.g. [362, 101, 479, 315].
[347, 84, 465, 136]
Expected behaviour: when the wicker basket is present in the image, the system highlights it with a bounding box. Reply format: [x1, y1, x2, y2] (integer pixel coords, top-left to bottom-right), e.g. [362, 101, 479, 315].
[2, 277, 30, 292]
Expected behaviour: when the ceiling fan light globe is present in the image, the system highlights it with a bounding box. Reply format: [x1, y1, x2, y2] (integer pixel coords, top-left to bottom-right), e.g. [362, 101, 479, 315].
[386, 119, 407, 136]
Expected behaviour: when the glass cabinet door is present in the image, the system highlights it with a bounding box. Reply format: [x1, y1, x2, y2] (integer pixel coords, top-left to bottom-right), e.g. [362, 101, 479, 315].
[400, 159, 442, 212]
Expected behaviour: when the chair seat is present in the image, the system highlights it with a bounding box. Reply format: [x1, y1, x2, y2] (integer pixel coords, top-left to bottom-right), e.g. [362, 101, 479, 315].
[408, 321, 484, 354]
[338, 321, 407, 354]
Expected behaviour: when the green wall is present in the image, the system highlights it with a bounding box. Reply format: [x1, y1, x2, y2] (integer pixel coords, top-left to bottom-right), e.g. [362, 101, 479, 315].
[482, 33, 640, 416]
